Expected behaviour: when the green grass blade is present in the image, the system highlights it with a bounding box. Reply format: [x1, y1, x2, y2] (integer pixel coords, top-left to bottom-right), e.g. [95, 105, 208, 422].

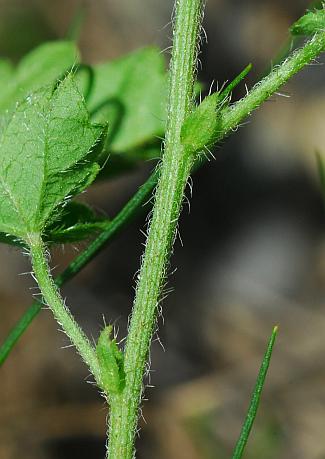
[0, 170, 158, 367]
[231, 326, 278, 459]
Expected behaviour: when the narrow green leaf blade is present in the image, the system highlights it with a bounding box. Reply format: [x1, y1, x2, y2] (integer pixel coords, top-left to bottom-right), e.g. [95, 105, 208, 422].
[0, 302, 41, 366]
[232, 326, 278, 459]
[220, 63, 252, 102]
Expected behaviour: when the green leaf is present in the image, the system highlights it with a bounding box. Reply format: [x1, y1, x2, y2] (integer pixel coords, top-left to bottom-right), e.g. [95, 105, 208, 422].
[181, 64, 252, 156]
[96, 325, 125, 394]
[181, 91, 221, 155]
[0, 201, 108, 247]
[48, 221, 108, 243]
[0, 74, 103, 243]
[45, 201, 109, 243]
[231, 326, 278, 459]
[49, 200, 102, 228]
[85, 47, 167, 153]
[0, 41, 79, 111]
[0, 59, 13, 86]
[290, 8, 325, 36]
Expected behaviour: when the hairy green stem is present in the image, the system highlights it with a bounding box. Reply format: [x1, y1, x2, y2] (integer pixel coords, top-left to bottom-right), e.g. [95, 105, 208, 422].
[107, 1, 204, 457]
[0, 171, 157, 366]
[220, 32, 325, 137]
[29, 235, 101, 384]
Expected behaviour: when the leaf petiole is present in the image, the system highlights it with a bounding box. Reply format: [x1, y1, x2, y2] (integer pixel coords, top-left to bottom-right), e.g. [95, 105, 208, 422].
[29, 234, 102, 386]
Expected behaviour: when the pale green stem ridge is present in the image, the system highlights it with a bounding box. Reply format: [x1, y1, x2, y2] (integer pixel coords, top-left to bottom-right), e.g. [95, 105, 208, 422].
[107, 1, 204, 458]
[220, 32, 325, 137]
[29, 235, 101, 385]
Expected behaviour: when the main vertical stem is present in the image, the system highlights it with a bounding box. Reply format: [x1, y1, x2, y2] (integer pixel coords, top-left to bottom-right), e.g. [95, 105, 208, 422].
[107, 0, 204, 457]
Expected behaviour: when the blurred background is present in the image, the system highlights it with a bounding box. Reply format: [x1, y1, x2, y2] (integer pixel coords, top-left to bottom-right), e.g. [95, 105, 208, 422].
[1, 0, 325, 458]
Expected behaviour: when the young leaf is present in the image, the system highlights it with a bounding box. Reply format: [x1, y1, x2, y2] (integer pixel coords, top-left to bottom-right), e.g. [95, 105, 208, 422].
[45, 201, 109, 243]
[96, 325, 125, 394]
[290, 8, 325, 36]
[181, 91, 221, 155]
[231, 326, 278, 459]
[0, 41, 79, 111]
[0, 202, 108, 246]
[0, 75, 104, 243]
[85, 47, 167, 153]
[47, 221, 109, 243]
[181, 64, 252, 156]
[49, 201, 102, 228]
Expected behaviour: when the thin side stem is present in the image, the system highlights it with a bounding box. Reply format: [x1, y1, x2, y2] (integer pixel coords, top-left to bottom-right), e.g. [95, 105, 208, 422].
[220, 32, 325, 138]
[29, 234, 101, 385]
[107, 0, 204, 457]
